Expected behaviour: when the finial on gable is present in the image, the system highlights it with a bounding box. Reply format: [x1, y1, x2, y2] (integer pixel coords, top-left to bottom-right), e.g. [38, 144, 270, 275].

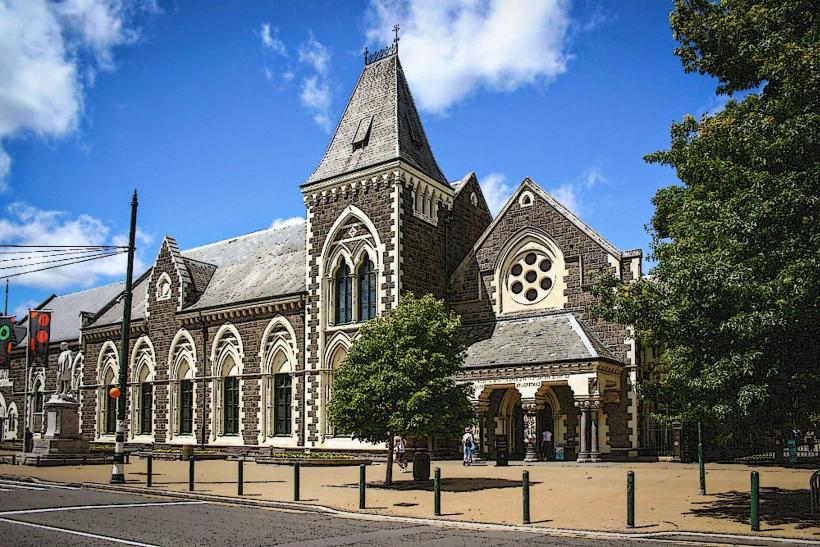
[364, 23, 400, 66]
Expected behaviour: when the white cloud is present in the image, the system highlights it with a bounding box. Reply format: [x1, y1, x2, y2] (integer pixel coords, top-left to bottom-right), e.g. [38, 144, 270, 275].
[263, 67, 274, 81]
[366, 0, 571, 113]
[0, 202, 152, 290]
[549, 183, 581, 214]
[548, 166, 608, 215]
[300, 76, 333, 132]
[270, 216, 303, 230]
[297, 35, 333, 132]
[282, 71, 295, 82]
[298, 34, 330, 75]
[0, 0, 152, 191]
[13, 300, 39, 322]
[480, 173, 513, 216]
[260, 22, 287, 56]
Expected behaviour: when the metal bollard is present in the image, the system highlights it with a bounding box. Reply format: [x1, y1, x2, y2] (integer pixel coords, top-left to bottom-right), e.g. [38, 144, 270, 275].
[36, 455, 40, 466]
[698, 421, 706, 495]
[146, 455, 153, 487]
[359, 464, 366, 509]
[523, 470, 531, 524]
[751, 471, 760, 531]
[188, 455, 195, 492]
[237, 458, 244, 496]
[293, 462, 300, 501]
[11, 454, 15, 465]
[627, 470, 635, 528]
[434, 467, 441, 516]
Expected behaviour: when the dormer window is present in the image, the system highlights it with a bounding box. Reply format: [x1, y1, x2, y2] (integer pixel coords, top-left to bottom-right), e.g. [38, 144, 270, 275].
[519, 191, 534, 207]
[156, 273, 172, 301]
[352, 115, 373, 151]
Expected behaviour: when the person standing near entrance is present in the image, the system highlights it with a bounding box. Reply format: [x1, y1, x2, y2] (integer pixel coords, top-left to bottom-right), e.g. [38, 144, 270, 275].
[540, 429, 553, 460]
[462, 427, 474, 466]
[395, 435, 408, 473]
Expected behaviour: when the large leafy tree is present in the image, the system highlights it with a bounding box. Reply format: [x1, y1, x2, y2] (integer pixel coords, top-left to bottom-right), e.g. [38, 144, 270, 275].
[327, 294, 473, 484]
[592, 0, 819, 440]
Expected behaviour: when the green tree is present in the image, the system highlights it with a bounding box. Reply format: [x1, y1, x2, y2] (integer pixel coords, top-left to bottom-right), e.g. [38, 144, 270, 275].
[327, 294, 473, 484]
[591, 0, 819, 441]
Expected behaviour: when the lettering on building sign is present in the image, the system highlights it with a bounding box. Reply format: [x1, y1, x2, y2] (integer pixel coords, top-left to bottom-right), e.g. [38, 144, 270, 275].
[470, 374, 572, 389]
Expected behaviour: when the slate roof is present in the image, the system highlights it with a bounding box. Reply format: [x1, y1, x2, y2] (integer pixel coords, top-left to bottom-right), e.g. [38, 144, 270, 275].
[303, 53, 446, 186]
[91, 271, 151, 327]
[462, 313, 619, 368]
[181, 222, 306, 310]
[18, 282, 125, 344]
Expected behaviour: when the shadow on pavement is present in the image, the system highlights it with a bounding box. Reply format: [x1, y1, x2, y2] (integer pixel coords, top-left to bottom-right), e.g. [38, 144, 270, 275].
[362, 477, 536, 492]
[687, 487, 820, 530]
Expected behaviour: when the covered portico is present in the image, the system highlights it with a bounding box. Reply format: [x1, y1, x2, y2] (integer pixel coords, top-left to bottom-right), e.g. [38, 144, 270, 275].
[459, 313, 627, 463]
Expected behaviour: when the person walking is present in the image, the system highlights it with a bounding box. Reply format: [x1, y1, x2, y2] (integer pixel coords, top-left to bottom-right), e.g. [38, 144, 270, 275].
[540, 429, 553, 461]
[395, 435, 408, 473]
[462, 427, 474, 466]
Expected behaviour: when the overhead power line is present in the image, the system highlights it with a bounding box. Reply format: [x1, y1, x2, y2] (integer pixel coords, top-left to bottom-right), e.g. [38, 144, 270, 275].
[0, 250, 127, 280]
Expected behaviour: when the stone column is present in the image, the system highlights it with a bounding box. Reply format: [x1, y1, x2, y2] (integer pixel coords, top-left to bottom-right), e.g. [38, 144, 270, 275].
[471, 399, 489, 462]
[590, 404, 601, 462]
[576, 401, 589, 462]
[522, 400, 542, 463]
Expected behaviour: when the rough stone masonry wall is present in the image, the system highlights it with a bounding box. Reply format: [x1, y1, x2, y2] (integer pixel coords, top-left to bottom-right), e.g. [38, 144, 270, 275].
[400, 187, 446, 300]
[445, 176, 493, 283]
[303, 174, 398, 444]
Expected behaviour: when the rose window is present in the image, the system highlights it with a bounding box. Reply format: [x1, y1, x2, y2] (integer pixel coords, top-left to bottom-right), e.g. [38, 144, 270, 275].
[507, 251, 554, 304]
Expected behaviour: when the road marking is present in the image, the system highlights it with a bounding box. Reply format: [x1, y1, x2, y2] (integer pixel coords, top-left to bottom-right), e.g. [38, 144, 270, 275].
[0, 500, 207, 516]
[0, 482, 47, 491]
[275, 525, 434, 547]
[0, 479, 78, 490]
[0, 517, 161, 547]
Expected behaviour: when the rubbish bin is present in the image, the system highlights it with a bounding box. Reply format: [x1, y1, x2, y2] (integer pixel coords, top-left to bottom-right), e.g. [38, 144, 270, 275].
[412, 451, 430, 481]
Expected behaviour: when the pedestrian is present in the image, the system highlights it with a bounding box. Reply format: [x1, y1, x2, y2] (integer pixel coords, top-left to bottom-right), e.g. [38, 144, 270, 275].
[395, 435, 408, 473]
[540, 429, 553, 460]
[805, 429, 816, 455]
[462, 427, 474, 466]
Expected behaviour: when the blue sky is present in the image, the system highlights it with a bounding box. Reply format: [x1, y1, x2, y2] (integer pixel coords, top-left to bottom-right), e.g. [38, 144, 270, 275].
[0, 1, 721, 319]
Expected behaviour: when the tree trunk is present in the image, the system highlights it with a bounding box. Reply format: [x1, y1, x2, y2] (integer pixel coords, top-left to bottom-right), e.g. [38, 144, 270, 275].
[385, 431, 394, 485]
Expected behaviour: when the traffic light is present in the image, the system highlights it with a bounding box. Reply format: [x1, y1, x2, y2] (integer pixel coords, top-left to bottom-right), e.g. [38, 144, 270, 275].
[0, 316, 25, 369]
[28, 310, 52, 365]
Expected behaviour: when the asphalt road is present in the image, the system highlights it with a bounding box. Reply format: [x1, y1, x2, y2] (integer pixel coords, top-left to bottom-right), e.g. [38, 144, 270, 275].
[0, 478, 800, 546]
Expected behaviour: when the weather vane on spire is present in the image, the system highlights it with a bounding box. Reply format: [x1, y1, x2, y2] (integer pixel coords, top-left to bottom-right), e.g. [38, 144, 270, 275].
[364, 23, 401, 66]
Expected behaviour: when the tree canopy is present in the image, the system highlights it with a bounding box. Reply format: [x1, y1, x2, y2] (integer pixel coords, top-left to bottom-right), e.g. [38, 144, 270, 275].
[591, 0, 819, 439]
[327, 293, 473, 483]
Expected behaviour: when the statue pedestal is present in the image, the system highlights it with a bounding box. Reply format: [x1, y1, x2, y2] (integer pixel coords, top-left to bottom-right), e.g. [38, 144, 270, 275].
[30, 396, 88, 457]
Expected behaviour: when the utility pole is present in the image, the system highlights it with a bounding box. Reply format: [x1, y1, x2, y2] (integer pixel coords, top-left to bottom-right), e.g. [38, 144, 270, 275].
[3, 279, 8, 316]
[110, 190, 138, 484]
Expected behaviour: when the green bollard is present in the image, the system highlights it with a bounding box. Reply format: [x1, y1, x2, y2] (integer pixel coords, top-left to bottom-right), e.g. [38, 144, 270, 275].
[523, 470, 531, 524]
[751, 471, 760, 531]
[188, 455, 195, 492]
[293, 462, 300, 501]
[434, 467, 441, 516]
[359, 464, 366, 509]
[627, 470, 635, 528]
[698, 421, 706, 495]
[146, 454, 153, 487]
[237, 458, 244, 496]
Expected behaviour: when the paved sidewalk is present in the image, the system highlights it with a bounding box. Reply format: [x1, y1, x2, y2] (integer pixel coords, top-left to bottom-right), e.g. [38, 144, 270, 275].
[0, 459, 816, 540]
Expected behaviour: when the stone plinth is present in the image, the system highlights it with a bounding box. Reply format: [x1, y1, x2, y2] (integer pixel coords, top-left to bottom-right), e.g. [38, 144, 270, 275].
[30, 396, 88, 457]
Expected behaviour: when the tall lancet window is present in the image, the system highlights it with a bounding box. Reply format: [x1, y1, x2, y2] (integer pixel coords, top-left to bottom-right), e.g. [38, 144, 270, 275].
[358, 260, 376, 321]
[334, 264, 352, 324]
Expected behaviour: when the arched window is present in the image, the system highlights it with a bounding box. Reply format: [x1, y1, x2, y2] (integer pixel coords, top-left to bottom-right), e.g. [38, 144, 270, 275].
[33, 378, 44, 414]
[325, 344, 350, 437]
[103, 368, 117, 435]
[135, 365, 153, 435]
[169, 330, 196, 440]
[221, 355, 240, 436]
[273, 371, 291, 436]
[334, 264, 352, 324]
[357, 260, 376, 321]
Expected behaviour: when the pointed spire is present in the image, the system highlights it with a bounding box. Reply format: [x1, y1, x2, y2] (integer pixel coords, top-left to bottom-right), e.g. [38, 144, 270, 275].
[304, 47, 446, 186]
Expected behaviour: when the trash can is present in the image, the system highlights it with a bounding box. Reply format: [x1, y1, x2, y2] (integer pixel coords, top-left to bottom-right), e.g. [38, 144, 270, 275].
[412, 450, 430, 481]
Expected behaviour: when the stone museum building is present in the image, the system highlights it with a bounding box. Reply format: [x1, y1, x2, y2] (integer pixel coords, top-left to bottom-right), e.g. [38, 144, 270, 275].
[0, 44, 644, 462]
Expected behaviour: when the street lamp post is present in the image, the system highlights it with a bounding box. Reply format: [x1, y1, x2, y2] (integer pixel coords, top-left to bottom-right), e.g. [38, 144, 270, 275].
[110, 191, 138, 485]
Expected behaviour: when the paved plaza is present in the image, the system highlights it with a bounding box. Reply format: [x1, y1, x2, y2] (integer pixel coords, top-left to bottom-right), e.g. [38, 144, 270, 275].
[0, 459, 816, 542]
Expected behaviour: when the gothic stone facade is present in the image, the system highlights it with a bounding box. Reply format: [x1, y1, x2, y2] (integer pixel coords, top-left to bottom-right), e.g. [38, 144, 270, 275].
[0, 50, 644, 461]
